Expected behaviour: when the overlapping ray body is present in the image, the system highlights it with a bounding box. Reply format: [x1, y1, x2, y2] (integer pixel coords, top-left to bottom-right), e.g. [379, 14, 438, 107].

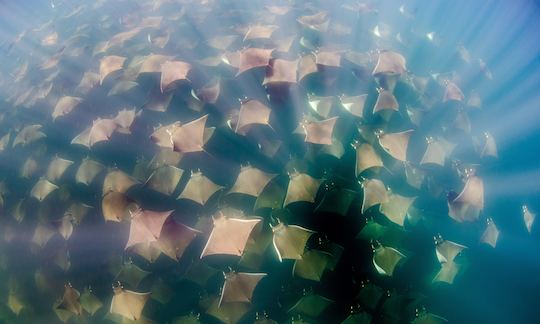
[229, 165, 277, 197]
[178, 171, 223, 205]
[171, 115, 209, 153]
[201, 212, 261, 258]
[219, 271, 266, 305]
[110, 285, 150, 321]
[125, 209, 173, 249]
[271, 222, 315, 261]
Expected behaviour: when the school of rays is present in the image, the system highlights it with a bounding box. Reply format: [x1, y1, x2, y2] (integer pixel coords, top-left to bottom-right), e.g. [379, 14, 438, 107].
[0, 1, 537, 324]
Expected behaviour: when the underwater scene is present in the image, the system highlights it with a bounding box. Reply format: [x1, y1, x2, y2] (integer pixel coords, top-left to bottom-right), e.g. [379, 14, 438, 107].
[0, 0, 540, 323]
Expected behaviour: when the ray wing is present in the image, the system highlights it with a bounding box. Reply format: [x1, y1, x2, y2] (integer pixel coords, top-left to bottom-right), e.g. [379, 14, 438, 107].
[201, 213, 261, 257]
[378, 130, 413, 162]
[110, 287, 150, 321]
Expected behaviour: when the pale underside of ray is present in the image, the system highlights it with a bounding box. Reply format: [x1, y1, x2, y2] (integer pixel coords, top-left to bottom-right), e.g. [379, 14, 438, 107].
[0, 133, 10, 152]
[207, 34, 238, 50]
[340, 94, 367, 117]
[361, 178, 389, 213]
[178, 172, 223, 205]
[373, 246, 405, 276]
[192, 78, 221, 104]
[320, 140, 345, 159]
[201, 216, 261, 257]
[103, 170, 140, 195]
[149, 148, 183, 169]
[481, 219, 499, 248]
[75, 158, 105, 185]
[171, 115, 208, 153]
[448, 199, 481, 223]
[219, 272, 266, 305]
[263, 58, 298, 85]
[8, 293, 25, 315]
[32, 223, 57, 248]
[372, 51, 406, 75]
[160, 60, 191, 92]
[125, 209, 173, 249]
[71, 127, 91, 148]
[271, 223, 315, 261]
[236, 48, 274, 76]
[421, 138, 456, 166]
[31, 179, 59, 202]
[76, 72, 99, 95]
[235, 100, 272, 135]
[13, 125, 46, 147]
[72, 120, 117, 149]
[53, 96, 83, 120]
[378, 130, 413, 162]
[244, 24, 278, 41]
[46, 157, 74, 182]
[67, 203, 93, 225]
[432, 261, 461, 284]
[41, 31, 58, 46]
[58, 215, 74, 240]
[158, 222, 200, 261]
[131, 242, 162, 263]
[373, 90, 399, 114]
[316, 51, 342, 68]
[12, 199, 27, 223]
[110, 288, 150, 321]
[138, 54, 174, 75]
[524, 206, 536, 233]
[304, 117, 338, 145]
[100, 55, 127, 84]
[436, 240, 467, 263]
[356, 143, 384, 176]
[379, 194, 416, 226]
[229, 166, 277, 197]
[114, 109, 137, 134]
[449, 176, 484, 222]
[89, 118, 118, 147]
[298, 54, 318, 81]
[480, 133, 498, 158]
[284, 173, 321, 206]
[58, 285, 82, 316]
[102, 191, 139, 222]
[308, 95, 333, 118]
[151, 122, 180, 149]
[103, 28, 143, 52]
[443, 82, 464, 102]
[297, 11, 330, 32]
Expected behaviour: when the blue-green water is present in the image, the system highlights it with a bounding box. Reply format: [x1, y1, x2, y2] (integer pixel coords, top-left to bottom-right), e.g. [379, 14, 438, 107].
[0, 1, 540, 323]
